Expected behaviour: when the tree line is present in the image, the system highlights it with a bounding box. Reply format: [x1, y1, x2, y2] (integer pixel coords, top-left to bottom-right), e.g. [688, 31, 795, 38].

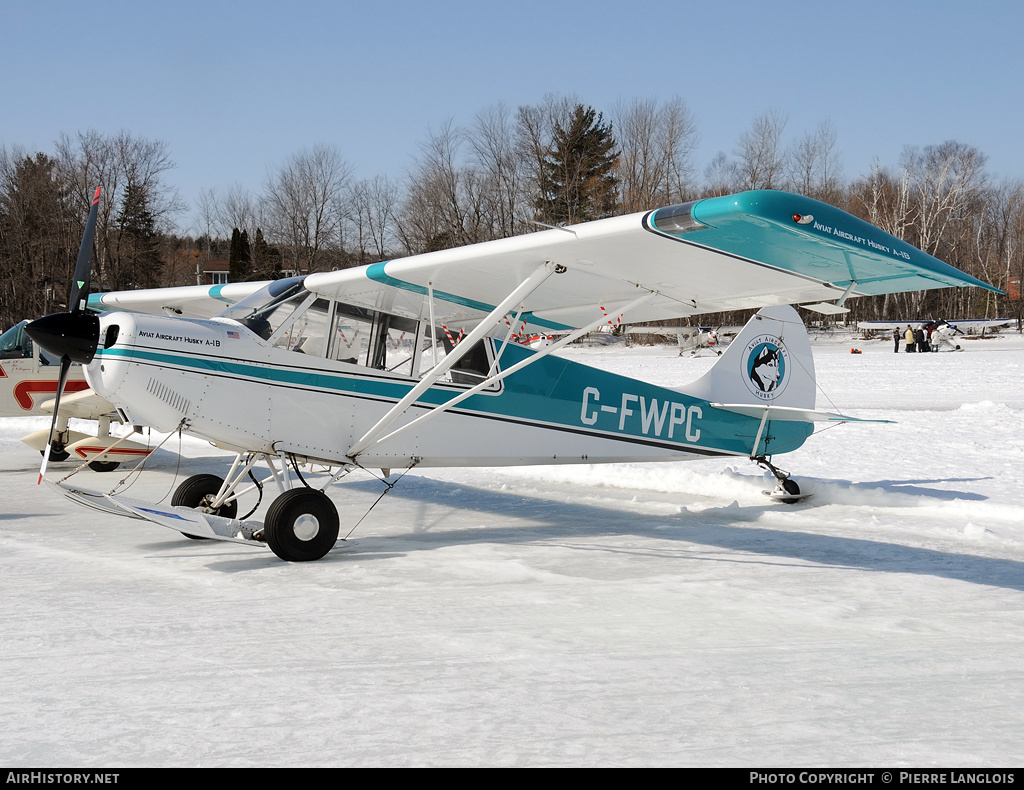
[2, 96, 1022, 330]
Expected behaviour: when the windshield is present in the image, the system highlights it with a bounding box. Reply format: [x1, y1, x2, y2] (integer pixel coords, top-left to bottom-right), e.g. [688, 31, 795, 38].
[218, 276, 308, 339]
[0, 320, 30, 359]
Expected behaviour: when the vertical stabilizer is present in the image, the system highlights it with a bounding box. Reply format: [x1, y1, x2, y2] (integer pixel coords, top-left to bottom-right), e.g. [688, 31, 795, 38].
[678, 305, 816, 410]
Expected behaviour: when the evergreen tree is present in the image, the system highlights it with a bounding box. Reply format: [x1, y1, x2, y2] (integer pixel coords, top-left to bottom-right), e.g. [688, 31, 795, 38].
[0, 151, 76, 325]
[114, 179, 163, 289]
[228, 227, 252, 281]
[251, 227, 282, 279]
[536, 104, 620, 225]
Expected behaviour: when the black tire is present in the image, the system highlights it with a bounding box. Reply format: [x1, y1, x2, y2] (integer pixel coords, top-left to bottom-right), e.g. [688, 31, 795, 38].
[171, 474, 239, 518]
[171, 473, 238, 541]
[264, 489, 339, 562]
[778, 477, 802, 504]
[42, 445, 70, 462]
[88, 460, 120, 472]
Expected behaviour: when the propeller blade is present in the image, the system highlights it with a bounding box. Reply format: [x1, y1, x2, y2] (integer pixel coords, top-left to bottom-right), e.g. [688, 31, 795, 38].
[38, 358, 72, 485]
[68, 186, 101, 314]
[31, 185, 101, 483]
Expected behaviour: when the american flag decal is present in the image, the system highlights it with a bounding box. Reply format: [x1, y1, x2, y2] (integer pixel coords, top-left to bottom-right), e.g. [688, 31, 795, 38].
[226, 330, 240, 339]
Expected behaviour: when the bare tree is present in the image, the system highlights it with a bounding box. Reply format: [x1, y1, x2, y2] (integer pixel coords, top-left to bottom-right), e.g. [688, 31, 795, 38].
[399, 121, 496, 253]
[734, 110, 788, 190]
[347, 175, 400, 262]
[263, 145, 352, 273]
[787, 120, 843, 203]
[469, 103, 529, 238]
[702, 151, 740, 197]
[903, 141, 988, 261]
[218, 183, 261, 241]
[53, 130, 183, 291]
[614, 97, 698, 212]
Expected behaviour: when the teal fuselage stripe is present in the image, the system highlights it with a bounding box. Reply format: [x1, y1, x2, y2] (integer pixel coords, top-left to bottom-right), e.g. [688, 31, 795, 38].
[98, 342, 811, 458]
[365, 262, 573, 331]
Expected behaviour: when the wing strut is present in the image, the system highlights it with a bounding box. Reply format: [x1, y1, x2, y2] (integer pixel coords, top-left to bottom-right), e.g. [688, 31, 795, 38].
[349, 289, 658, 459]
[347, 261, 559, 458]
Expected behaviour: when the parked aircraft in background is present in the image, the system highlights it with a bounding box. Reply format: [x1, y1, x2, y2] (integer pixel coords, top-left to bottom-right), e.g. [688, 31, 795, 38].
[857, 318, 1014, 351]
[625, 324, 730, 356]
[27, 190, 999, 562]
[0, 319, 151, 471]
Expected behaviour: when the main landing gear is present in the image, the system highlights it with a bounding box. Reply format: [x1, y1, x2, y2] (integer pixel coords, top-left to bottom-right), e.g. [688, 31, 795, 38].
[169, 452, 346, 562]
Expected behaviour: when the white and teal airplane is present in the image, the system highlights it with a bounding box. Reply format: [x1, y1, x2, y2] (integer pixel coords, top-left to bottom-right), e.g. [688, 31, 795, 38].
[27, 190, 998, 562]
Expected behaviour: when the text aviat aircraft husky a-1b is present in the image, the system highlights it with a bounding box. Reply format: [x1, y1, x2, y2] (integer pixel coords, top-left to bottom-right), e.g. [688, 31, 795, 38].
[27, 189, 998, 562]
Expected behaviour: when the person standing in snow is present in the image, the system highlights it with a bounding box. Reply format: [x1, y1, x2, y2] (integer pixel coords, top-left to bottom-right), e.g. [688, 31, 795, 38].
[893, 327, 901, 352]
[905, 325, 916, 352]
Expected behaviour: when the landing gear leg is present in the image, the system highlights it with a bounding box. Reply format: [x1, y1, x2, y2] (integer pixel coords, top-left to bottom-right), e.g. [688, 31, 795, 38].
[754, 456, 806, 504]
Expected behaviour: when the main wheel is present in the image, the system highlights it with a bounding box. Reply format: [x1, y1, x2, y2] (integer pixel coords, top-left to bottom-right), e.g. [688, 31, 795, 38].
[264, 489, 339, 562]
[88, 460, 120, 472]
[171, 474, 238, 539]
[42, 444, 70, 462]
[172, 474, 239, 518]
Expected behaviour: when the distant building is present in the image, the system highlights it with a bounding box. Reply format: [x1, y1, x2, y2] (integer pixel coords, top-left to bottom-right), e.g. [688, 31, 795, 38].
[198, 258, 229, 285]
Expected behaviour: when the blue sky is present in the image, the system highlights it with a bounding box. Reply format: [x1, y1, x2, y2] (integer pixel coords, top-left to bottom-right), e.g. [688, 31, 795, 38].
[2, 0, 1021, 230]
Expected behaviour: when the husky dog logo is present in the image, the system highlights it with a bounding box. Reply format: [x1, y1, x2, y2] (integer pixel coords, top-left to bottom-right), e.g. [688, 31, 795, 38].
[743, 334, 789, 400]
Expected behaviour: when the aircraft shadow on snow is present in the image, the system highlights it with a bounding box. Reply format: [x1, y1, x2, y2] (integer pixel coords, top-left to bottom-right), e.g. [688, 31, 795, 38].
[152, 467, 1023, 593]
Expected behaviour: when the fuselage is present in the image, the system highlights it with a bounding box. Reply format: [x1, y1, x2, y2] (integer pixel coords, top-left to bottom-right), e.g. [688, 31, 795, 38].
[85, 307, 812, 469]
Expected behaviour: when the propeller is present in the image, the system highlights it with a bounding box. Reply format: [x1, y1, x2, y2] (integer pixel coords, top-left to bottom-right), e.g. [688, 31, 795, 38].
[25, 186, 103, 484]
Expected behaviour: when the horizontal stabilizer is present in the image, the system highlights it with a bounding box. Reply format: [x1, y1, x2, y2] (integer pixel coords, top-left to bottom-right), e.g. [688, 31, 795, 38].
[711, 403, 894, 424]
[800, 302, 850, 315]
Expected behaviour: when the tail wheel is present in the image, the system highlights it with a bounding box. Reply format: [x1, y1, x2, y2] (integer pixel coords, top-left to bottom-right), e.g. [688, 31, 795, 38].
[171, 473, 238, 539]
[776, 477, 802, 504]
[264, 489, 339, 562]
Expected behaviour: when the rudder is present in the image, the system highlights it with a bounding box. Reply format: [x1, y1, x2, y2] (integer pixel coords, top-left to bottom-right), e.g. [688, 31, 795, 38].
[677, 305, 816, 410]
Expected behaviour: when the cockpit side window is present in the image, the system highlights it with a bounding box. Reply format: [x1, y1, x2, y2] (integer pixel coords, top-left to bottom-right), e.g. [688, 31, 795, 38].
[273, 298, 330, 355]
[329, 303, 375, 365]
[324, 301, 498, 387]
[370, 313, 420, 374]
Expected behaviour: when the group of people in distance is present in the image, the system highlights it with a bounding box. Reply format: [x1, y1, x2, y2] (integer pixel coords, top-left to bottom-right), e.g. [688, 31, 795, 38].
[893, 322, 956, 353]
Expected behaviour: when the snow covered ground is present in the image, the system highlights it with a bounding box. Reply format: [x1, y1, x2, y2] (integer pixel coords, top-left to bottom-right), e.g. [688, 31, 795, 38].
[2, 329, 1022, 767]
